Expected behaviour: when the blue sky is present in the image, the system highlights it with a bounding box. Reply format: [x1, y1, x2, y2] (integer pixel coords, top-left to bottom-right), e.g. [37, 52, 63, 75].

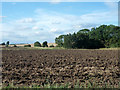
[1, 2, 118, 44]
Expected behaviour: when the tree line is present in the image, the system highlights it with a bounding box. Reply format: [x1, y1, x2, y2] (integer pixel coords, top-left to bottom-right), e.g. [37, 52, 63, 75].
[0, 41, 55, 47]
[55, 25, 120, 49]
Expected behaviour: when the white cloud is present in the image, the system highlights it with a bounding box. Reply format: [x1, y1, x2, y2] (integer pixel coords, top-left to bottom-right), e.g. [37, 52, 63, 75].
[50, 0, 61, 4]
[0, 16, 7, 22]
[80, 11, 117, 24]
[17, 18, 35, 23]
[1, 7, 117, 43]
[50, 28, 58, 32]
[104, 1, 118, 9]
[32, 26, 40, 30]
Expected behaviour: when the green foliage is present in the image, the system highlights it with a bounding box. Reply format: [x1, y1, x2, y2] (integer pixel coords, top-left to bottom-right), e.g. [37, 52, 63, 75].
[42, 41, 48, 47]
[3, 81, 119, 88]
[34, 41, 41, 47]
[49, 44, 54, 47]
[56, 24, 120, 49]
[64, 32, 104, 49]
[89, 24, 120, 48]
[55, 35, 64, 47]
[13, 44, 17, 47]
[1, 42, 5, 45]
[5, 41, 10, 47]
[6, 41, 9, 45]
[78, 29, 90, 34]
[24, 44, 31, 47]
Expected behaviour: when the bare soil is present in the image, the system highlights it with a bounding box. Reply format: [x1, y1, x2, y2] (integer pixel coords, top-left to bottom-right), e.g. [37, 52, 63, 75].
[2, 49, 120, 88]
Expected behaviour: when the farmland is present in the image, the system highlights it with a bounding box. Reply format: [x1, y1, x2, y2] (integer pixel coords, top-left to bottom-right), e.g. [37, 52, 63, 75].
[1, 49, 120, 88]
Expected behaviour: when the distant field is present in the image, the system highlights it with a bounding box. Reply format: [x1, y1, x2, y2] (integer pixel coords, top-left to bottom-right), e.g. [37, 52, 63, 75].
[1, 46, 120, 51]
[1, 47, 65, 50]
[0, 43, 57, 48]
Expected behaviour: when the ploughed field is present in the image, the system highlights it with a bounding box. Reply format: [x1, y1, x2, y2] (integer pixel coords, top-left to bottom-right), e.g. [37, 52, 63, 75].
[2, 49, 120, 88]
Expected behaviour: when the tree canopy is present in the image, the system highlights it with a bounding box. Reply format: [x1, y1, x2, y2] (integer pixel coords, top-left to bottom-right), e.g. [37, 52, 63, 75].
[42, 41, 48, 47]
[34, 41, 41, 47]
[55, 25, 120, 49]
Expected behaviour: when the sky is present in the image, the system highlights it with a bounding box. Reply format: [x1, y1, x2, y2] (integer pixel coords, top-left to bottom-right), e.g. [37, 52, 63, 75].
[0, 1, 118, 44]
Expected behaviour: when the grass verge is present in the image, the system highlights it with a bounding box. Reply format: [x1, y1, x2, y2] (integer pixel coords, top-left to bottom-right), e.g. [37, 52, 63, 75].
[2, 81, 120, 89]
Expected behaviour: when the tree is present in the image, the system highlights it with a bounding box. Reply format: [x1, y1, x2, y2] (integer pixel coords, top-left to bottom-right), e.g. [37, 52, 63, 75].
[55, 35, 64, 47]
[78, 29, 90, 34]
[64, 34, 73, 48]
[50, 45, 54, 47]
[42, 41, 48, 47]
[5, 41, 9, 47]
[13, 44, 17, 47]
[34, 41, 41, 47]
[1, 42, 5, 45]
[56, 24, 120, 49]
[24, 44, 31, 47]
[88, 24, 118, 48]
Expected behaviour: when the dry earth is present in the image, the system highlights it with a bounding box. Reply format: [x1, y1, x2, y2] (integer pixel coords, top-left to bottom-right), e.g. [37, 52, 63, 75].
[2, 49, 120, 88]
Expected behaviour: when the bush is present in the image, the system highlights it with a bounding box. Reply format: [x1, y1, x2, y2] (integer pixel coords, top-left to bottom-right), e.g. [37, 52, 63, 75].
[1, 42, 5, 45]
[13, 44, 17, 47]
[42, 41, 48, 47]
[24, 44, 31, 47]
[5, 41, 10, 47]
[110, 44, 118, 48]
[6, 41, 9, 45]
[50, 45, 54, 47]
[34, 41, 41, 47]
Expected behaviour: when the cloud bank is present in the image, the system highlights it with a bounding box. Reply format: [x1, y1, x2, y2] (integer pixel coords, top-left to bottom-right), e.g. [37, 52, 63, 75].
[1, 5, 117, 44]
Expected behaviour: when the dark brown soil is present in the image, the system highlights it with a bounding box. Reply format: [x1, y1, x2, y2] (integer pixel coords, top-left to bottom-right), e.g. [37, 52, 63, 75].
[2, 49, 120, 88]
